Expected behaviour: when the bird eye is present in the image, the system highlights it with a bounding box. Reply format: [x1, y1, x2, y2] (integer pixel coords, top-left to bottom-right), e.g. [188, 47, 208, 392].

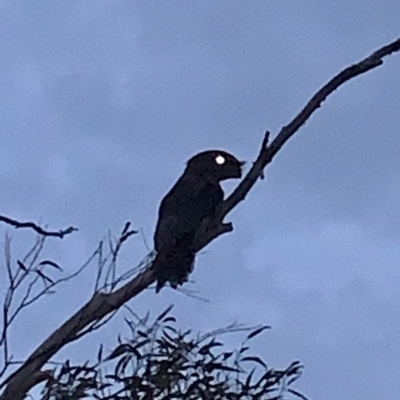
[215, 155, 226, 165]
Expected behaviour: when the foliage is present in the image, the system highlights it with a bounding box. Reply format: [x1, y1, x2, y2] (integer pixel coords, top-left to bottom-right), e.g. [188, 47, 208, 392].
[41, 308, 304, 400]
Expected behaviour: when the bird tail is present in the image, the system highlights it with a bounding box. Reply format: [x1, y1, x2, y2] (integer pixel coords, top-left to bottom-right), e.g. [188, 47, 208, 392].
[154, 247, 195, 293]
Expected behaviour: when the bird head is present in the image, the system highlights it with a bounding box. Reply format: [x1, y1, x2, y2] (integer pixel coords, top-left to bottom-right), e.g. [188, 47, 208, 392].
[186, 150, 245, 181]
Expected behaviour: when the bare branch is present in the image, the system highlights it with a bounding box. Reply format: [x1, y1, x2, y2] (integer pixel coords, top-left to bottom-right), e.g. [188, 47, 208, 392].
[94, 223, 138, 293]
[1, 236, 46, 377]
[221, 38, 400, 217]
[0, 235, 96, 381]
[0, 215, 78, 239]
[1, 37, 399, 400]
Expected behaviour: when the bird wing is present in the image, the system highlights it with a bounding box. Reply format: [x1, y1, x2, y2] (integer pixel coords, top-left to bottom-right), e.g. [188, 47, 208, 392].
[154, 175, 223, 251]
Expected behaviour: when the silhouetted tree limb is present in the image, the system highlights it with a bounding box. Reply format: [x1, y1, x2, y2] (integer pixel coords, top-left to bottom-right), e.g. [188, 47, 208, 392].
[0, 215, 78, 238]
[0, 233, 96, 383]
[220, 37, 400, 216]
[1, 36, 399, 400]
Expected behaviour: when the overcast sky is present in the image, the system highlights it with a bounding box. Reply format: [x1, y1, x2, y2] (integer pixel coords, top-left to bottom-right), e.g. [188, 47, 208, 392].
[0, 1, 399, 399]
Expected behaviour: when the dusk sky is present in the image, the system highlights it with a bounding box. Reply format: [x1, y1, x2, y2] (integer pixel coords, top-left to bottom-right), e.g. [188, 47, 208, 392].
[0, 1, 399, 399]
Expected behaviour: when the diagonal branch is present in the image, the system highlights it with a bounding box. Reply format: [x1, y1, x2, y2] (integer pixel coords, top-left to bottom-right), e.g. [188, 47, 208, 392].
[1, 37, 399, 400]
[221, 38, 400, 216]
[0, 215, 78, 239]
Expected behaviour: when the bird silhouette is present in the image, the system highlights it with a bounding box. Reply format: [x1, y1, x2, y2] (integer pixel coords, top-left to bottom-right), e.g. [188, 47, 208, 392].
[153, 150, 244, 292]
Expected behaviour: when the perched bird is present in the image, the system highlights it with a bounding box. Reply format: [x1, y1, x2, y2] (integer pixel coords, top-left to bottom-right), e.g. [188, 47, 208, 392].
[153, 150, 244, 292]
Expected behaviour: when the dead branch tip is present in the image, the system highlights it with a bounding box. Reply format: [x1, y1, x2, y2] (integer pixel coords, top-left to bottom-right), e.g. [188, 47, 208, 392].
[0, 214, 78, 239]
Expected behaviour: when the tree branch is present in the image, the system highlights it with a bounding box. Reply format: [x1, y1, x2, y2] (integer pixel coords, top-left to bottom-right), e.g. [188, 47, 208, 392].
[1, 37, 399, 400]
[0, 215, 78, 239]
[221, 38, 400, 216]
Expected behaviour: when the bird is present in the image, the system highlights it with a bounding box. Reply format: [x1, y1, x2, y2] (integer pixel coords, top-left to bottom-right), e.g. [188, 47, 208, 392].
[153, 150, 244, 292]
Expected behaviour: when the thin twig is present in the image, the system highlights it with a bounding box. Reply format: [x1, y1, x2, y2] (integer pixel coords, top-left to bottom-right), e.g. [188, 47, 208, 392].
[0, 215, 78, 239]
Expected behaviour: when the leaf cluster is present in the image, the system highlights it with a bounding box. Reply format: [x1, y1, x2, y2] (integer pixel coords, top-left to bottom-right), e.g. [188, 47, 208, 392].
[40, 307, 304, 400]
